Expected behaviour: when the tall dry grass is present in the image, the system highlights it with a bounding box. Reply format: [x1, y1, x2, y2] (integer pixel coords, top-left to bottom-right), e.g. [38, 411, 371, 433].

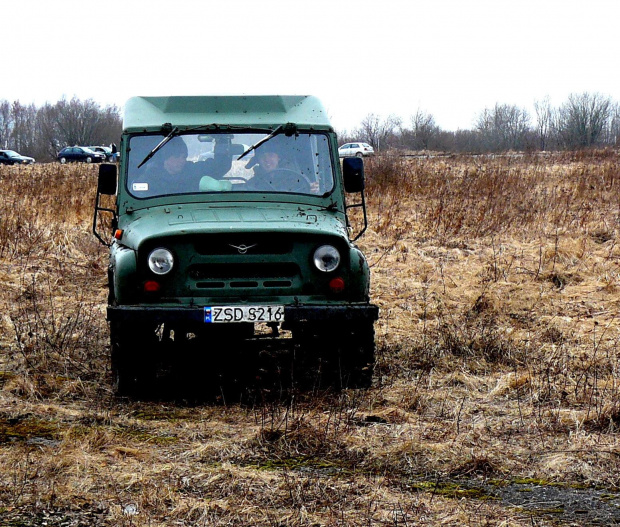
[1, 155, 620, 525]
[0, 164, 108, 399]
[363, 150, 620, 438]
[365, 150, 620, 240]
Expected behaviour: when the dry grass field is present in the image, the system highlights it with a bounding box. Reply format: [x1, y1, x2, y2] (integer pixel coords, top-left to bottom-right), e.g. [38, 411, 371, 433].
[1, 152, 620, 526]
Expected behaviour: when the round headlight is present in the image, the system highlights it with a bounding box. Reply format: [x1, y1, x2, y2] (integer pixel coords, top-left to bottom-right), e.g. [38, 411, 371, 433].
[313, 245, 340, 272]
[148, 248, 174, 275]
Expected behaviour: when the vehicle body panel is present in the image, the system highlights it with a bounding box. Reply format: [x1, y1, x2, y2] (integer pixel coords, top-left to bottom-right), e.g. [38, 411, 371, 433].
[123, 95, 331, 131]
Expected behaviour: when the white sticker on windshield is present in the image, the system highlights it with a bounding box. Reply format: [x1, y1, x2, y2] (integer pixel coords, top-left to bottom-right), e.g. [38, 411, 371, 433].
[133, 183, 149, 191]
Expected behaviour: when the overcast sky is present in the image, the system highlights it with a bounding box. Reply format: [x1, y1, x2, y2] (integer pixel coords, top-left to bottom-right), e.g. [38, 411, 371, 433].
[5, 0, 619, 132]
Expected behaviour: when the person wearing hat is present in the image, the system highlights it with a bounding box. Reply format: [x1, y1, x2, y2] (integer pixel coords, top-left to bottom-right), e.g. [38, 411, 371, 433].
[244, 138, 312, 193]
[135, 137, 202, 196]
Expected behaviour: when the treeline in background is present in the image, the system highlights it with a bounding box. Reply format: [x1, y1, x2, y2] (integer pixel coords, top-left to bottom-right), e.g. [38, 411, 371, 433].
[1, 92, 619, 161]
[339, 92, 620, 153]
[0, 97, 122, 161]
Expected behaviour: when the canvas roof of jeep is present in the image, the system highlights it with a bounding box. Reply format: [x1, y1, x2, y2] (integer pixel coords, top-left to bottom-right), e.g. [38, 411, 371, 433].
[123, 95, 332, 131]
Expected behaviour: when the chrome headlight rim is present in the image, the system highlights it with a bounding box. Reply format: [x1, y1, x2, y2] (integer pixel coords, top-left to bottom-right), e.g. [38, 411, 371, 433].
[148, 247, 175, 275]
[313, 244, 341, 273]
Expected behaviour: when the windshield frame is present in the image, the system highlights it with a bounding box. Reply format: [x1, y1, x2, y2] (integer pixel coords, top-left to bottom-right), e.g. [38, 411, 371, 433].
[124, 130, 337, 201]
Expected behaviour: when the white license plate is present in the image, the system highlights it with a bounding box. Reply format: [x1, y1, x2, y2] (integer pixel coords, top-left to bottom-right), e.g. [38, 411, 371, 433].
[204, 305, 284, 323]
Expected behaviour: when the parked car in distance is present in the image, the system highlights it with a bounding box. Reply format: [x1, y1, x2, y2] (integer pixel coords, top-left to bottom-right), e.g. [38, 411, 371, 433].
[338, 142, 374, 158]
[87, 146, 116, 162]
[57, 146, 106, 164]
[0, 149, 35, 165]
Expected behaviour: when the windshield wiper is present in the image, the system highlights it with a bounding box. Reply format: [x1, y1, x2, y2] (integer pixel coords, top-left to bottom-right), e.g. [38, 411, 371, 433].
[137, 126, 180, 168]
[237, 123, 298, 161]
[237, 125, 283, 161]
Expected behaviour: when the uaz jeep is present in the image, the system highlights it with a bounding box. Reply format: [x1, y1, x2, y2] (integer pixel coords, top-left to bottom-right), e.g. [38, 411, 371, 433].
[94, 95, 378, 395]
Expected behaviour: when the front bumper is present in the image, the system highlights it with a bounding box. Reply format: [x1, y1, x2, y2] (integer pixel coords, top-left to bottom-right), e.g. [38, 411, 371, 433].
[107, 304, 379, 324]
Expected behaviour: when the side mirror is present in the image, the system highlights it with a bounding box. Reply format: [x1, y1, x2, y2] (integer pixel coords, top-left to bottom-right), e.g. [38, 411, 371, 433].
[98, 163, 117, 195]
[342, 156, 368, 241]
[343, 157, 365, 193]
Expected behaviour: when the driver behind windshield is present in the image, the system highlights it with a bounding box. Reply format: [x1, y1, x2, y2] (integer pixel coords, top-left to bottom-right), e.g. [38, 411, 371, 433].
[243, 137, 315, 193]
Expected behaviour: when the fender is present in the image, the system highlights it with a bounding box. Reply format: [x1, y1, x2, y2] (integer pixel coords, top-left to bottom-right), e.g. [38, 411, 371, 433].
[110, 242, 138, 304]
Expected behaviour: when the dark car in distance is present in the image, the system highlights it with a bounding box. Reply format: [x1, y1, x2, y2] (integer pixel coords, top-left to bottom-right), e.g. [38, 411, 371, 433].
[0, 150, 35, 165]
[86, 146, 116, 162]
[57, 146, 106, 164]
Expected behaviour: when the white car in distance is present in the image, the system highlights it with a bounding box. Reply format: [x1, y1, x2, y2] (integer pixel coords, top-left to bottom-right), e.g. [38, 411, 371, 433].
[338, 142, 375, 158]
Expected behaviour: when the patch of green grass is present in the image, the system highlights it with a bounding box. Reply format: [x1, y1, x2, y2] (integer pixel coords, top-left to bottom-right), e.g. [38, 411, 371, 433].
[410, 481, 499, 500]
[512, 477, 555, 486]
[251, 455, 351, 474]
[0, 416, 59, 444]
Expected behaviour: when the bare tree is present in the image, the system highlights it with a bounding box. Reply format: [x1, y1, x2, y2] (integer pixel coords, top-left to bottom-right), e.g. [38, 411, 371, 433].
[34, 103, 62, 159]
[410, 109, 439, 150]
[604, 102, 620, 146]
[534, 97, 554, 151]
[10, 101, 38, 155]
[555, 92, 613, 148]
[0, 100, 12, 149]
[475, 103, 531, 151]
[357, 113, 401, 151]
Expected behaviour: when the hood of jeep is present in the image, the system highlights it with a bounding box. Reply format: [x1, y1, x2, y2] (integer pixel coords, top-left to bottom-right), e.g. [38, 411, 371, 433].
[117, 203, 349, 249]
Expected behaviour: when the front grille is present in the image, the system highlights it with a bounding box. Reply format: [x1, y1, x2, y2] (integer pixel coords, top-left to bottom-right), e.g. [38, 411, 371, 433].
[196, 280, 293, 289]
[194, 234, 292, 256]
[189, 263, 299, 280]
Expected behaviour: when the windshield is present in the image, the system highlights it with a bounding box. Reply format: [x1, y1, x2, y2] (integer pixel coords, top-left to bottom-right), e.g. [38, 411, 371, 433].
[126, 132, 335, 198]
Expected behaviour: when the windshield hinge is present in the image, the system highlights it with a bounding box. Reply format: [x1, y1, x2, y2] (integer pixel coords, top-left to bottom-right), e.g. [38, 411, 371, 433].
[282, 123, 298, 136]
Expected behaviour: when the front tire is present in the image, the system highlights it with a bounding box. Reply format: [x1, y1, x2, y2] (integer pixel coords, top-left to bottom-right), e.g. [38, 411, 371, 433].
[110, 322, 160, 397]
[85, 157, 92, 163]
[292, 322, 375, 389]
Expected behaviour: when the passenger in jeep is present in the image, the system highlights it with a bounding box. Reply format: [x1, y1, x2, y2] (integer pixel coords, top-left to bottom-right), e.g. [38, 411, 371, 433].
[244, 140, 313, 193]
[137, 138, 199, 196]
[134, 137, 232, 196]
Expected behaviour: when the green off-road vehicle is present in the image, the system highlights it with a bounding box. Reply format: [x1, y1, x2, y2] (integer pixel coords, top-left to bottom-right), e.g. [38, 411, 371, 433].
[94, 95, 378, 395]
